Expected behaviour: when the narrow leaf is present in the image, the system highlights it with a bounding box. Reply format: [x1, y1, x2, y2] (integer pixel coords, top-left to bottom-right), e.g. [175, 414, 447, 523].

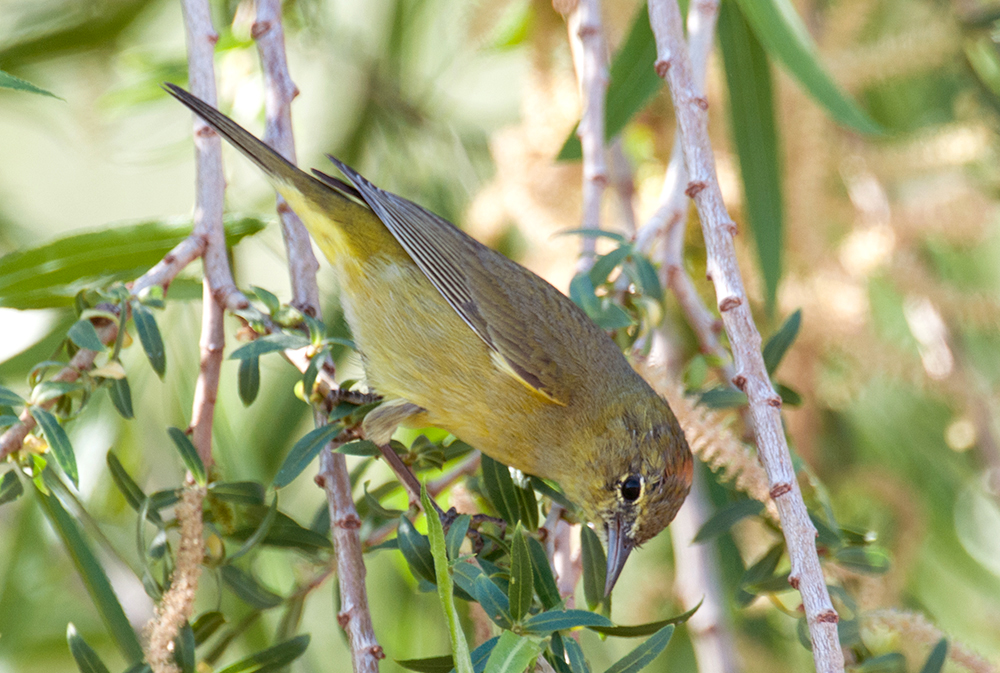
[175, 623, 196, 673]
[521, 610, 613, 635]
[229, 333, 310, 360]
[527, 536, 561, 610]
[483, 631, 541, 673]
[214, 635, 310, 673]
[588, 600, 702, 637]
[238, 355, 260, 406]
[698, 387, 748, 409]
[580, 525, 607, 611]
[0, 385, 25, 406]
[219, 566, 283, 609]
[564, 638, 590, 673]
[445, 514, 472, 561]
[0, 471, 24, 506]
[918, 639, 948, 673]
[228, 496, 278, 561]
[589, 244, 633, 287]
[209, 481, 266, 505]
[106, 452, 162, 525]
[397, 516, 436, 584]
[555, 228, 628, 243]
[732, 0, 880, 134]
[693, 499, 764, 543]
[0, 69, 62, 99]
[762, 309, 802, 374]
[32, 407, 78, 488]
[272, 423, 341, 488]
[480, 455, 521, 525]
[67, 624, 111, 673]
[108, 376, 134, 419]
[423, 485, 474, 673]
[191, 611, 226, 645]
[167, 427, 206, 485]
[602, 625, 674, 673]
[68, 319, 106, 351]
[508, 524, 534, 622]
[396, 655, 455, 673]
[37, 480, 144, 662]
[132, 303, 166, 377]
[474, 574, 513, 629]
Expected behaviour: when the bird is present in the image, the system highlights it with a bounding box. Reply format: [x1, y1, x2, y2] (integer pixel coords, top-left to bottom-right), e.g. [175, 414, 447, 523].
[164, 83, 692, 594]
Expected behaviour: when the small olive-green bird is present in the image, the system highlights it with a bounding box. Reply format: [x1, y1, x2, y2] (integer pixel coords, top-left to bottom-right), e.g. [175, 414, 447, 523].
[166, 84, 692, 593]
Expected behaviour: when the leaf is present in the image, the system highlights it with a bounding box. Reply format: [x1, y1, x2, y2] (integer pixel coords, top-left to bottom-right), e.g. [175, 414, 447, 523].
[396, 655, 456, 673]
[834, 546, 891, 575]
[108, 376, 134, 419]
[0, 470, 24, 506]
[480, 455, 521, 525]
[521, 610, 613, 635]
[209, 481, 266, 505]
[0, 217, 265, 310]
[452, 560, 487, 598]
[423, 485, 474, 673]
[698, 387, 748, 409]
[852, 653, 907, 673]
[106, 452, 162, 525]
[602, 625, 674, 673]
[131, 303, 166, 377]
[446, 514, 472, 561]
[229, 333, 310, 360]
[731, 0, 880, 134]
[515, 483, 539, 532]
[558, 3, 662, 160]
[0, 385, 25, 407]
[228, 496, 278, 562]
[32, 380, 84, 404]
[272, 423, 342, 488]
[739, 543, 784, 605]
[508, 524, 534, 622]
[483, 631, 541, 673]
[474, 574, 513, 629]
[32, 407, 78, 488]
[919, 638, 948, 673]
[0, 69, 62, 98]
[36, 477, 144, 663]
[580, 525, 606, 611]
[249, 286, 281, 314]
[628, 255, 663, 301]
[175, 622, 196, 673]
[589, 244, 633, 287]
[718, 1, 784, 312]
[68, 319, 106, 351]
[167, 427, 206, 486]
[527, 536, 561, 610]
[237, 355, 260, 406]
[335, 439, 381, 456]
[775, 383, 802, 406]
[762, 309, 802, 374]
[214, 635, 310, 673]
[398, 516, 436, 584]
[588, 600, 702, 637]
[220, 565, 283, 609]
[555, 228, 628, 244]
[569, 274, 600, 316]
[692, 499, 764, 543]
[191, 611, 226, 645]
[564, 638, 590, 673]
[67, 624, 111, 673]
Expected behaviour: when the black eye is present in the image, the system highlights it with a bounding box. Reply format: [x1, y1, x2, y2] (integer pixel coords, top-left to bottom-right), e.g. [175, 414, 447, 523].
[620, 476, 642, 502]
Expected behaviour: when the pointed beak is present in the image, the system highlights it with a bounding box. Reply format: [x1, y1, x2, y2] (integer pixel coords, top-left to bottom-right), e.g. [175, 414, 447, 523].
[605, 513, 634, 595]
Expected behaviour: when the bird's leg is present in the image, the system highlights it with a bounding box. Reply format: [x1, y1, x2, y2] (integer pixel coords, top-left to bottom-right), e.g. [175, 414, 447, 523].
[362, 398, 445, 516]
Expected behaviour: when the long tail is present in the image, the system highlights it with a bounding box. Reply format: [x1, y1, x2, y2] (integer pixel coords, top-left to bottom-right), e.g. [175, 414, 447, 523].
[163, 83, 356, 206]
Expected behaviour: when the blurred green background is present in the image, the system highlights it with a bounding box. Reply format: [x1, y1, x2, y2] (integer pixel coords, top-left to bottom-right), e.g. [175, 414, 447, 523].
[2, 0, 1000, 671]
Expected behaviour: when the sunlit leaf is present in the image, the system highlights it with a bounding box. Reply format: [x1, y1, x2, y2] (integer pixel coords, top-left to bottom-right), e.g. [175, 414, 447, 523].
[483, 631, 541, 673]
[474, 574, 513, 629]
[32, 407, 78, 488]
[508, 524, 534, 622]
[527, 536, 561, 610]
[445, 514, 471, 561]
[0, 69, 62, 99]
[0, 385, 25, 407]
[480, 455, 521, 525]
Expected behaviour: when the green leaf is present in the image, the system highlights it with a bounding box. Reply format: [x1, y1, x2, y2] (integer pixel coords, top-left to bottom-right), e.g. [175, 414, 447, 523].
[191, 611, 226, 645]
[237, 355, 260, 406]
[588, 600, 702, 637]
[474, 574, 513, 629]
[564, 638, 589, 673]
[249, 286, 281, 314]
[0, 385, 25, 406]
[452, 560, 486, 598]
[106, 452, 162, 525]
[214, 635, 310, 673]
[853, 653, 906, 673]
[31, 380, 85, 404]
[0, 217, 265, 310]
[515, 483, 539, 532]
[555, 229, 628, 244]
[698, 387, 748, 409]
[521, 610, 613, 635]
[335, 439, 381, 456]
[132, 303, 166, 378]
[762, 309, 802, 374]
[589, 244, 633, 287]
[592, 302, 634, 331]
[175, 623, 196, 673]
[32, 407, 78, 488]
[480, 455, 521, 526]
[209, 481, 266, 505]
[68, 319, 106, 351]
[718, 1, 783, 312]
[229, 333, 310, 360]
[423, 485, 475, 673]
[558, 3, 662, 160]
[692, 499, 764, 543]
[918, 638, 948, 673]
[228, 496, 278, 561]
[0, 470, 24, 506]
[396, 655, 456, 673]
[739, 543, 784, 605]
[446, 514, 472, 561]
[508, 524, 534, 622]
[602, 625, 674, 673]
[398, 516, 436, 584]
[580, 525, 607, 611]
[36, 477, 144, 663]
[108, 376, 134, 419]
[483, 631, 541, 673]
[834, 546, 891, 575]
[272, 423, 342, 488]
[628, 255, 663, 301]
[0, 69, 62, 99]
[731, 0, 880, 135]
[569, 274, 600, 317]
[167, 427, 206, 485]
[219, 565, 283, 609]
[527, 536, 561, 610]
[67, 624, 111, 673]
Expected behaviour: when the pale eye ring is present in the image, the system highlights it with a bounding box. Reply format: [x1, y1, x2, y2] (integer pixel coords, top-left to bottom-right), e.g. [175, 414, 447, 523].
[620, 475, 642, 502]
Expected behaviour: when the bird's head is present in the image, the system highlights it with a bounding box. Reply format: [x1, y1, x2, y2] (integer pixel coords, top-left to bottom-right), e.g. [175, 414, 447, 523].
[569, 394, 693, 595]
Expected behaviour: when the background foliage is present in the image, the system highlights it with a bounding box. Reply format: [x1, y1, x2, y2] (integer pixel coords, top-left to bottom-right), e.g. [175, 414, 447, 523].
[2, 0, 1000, 671]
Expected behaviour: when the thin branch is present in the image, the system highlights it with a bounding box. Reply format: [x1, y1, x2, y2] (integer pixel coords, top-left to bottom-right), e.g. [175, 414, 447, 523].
[253, 0, 321, 317]
[562, 0, 609, 269]
[647, 2, 845, 672]
[130, 234, 206, 298]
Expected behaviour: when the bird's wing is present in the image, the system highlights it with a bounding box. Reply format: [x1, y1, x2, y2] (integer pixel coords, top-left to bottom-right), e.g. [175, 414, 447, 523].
[321, 158, 606, 407]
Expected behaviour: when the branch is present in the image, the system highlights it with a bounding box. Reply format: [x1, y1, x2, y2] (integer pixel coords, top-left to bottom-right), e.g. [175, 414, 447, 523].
[647, 2, 844, 672]
[561, 0, 609, 268]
